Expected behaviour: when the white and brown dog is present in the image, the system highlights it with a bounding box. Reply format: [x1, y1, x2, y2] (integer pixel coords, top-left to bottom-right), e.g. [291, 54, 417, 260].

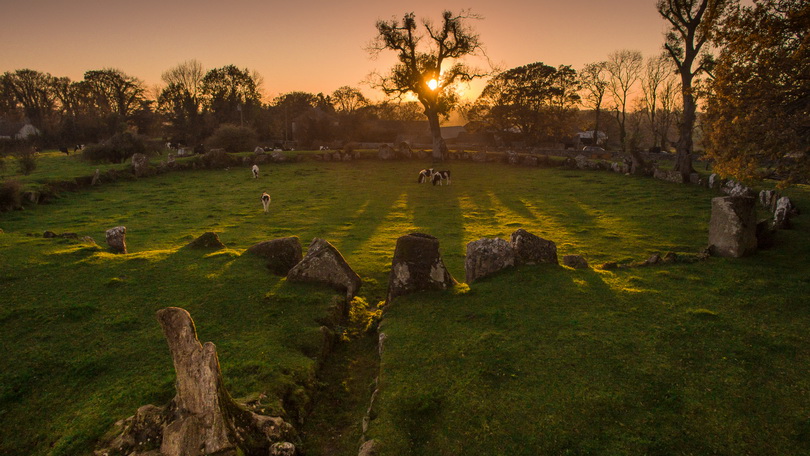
[252, 164, 260, 179]
[261, 192, 271, 213]
[431, 170, 451, 186]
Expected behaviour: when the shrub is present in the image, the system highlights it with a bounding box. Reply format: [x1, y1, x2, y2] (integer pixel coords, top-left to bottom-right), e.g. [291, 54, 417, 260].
[204, 124, 258, 153]
[0, 179, 22, 211]
[16, 149, 37, 175]
[81, 132, 149, 164]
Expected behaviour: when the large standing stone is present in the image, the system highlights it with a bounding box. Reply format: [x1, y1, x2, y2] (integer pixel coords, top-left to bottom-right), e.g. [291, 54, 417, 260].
[131, 153, 150, 177]
[510, 229, 558, 265]
[722, 180, 755, 197]
[759, 189, 779, 211]
[386, 233, 456, 303]
[106, 226, 127, 254]
[708, 196, 757, 258]
[246, 236, 303, 275]
[465, 238, 515, 283]
[287, 238, 362, 298]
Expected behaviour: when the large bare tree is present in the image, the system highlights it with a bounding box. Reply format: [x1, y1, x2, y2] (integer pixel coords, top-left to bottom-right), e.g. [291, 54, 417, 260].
[369, 10, 486, 161]
[658, 0, 732, 178]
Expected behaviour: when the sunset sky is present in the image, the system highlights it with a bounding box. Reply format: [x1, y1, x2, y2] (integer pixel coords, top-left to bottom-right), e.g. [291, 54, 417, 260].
[3, 0, 679, 101]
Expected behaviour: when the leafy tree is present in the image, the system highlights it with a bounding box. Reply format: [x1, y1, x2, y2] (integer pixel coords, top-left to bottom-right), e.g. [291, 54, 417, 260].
[606, 49, 643, 158]
[704, 0, 809, 186]
[369, 10, 485, 161]
[331, 86, 368, 114]
[82, 69, 145, 118]
[271, 92, 318, 141]
[204, 124, 258, 153]
[658, 0, 732, 179]
[201, 65, 262, 126]
[159, 60, 205, 142]
[580, 61, 609, 146]
[471, 62, 580, 144]
[2, 69, 57, 129]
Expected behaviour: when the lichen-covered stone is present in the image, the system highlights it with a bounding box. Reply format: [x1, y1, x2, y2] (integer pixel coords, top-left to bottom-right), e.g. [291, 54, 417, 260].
[708, 196, 757, 258]
[106, 226, 127, 254]
[465, 238, 515, 283]
[386, 233, 456, 303]
[510, 229, 558, 265]
[287, 238, 362, 298]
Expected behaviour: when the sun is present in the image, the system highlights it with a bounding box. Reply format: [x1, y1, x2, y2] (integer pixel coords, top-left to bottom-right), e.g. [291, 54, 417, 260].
[427, 78, 438, 91]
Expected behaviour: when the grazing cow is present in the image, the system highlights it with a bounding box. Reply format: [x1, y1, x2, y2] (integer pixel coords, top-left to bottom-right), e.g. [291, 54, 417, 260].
[261, 192, 271, 213]
[252, 164, 259, 179]
[59, 146, 69, 155]
[431, 170, 451, 186]
[418, 168, 434, 184]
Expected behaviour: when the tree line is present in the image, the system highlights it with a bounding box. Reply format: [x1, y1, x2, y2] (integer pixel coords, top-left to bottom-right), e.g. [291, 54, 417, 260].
[1, 0, 806, 184]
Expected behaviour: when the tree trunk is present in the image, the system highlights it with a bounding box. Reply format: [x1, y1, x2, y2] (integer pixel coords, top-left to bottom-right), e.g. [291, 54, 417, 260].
[426, 108, 446, 162]
[675, 73, 697, 178]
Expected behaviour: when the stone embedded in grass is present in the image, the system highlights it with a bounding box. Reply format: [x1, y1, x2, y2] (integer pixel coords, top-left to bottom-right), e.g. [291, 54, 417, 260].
[465, 238, 515, 283]
[510, 229, 558, 265]
[246, 236, 303, 276]
[131, 153, 150, 177]
[386, 232, 456, 303]
[185, 232, 226, 250]
[562, 254, 589, 269]
[287, 238, 362, 298]
[708, 196, 757, 258]
[105, 226, 127, 254]
[358, 439, 380, 456]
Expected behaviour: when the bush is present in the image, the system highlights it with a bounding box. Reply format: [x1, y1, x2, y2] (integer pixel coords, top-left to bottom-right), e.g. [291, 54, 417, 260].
[16, 149, 37, 175]
[204, 124, 258, 153]
[0, 179, 22, 211]
[81, 132, 150, 164]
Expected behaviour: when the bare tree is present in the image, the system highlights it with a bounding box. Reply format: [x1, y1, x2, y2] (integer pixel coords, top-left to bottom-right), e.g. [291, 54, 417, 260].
[641, 54, 674, 150]
[606, 50, 644, 171]
[369, 10, 486, 161]
[580, 61, 609, 147]
[658, 0, 732, 178]
[161, 59, 205, 103]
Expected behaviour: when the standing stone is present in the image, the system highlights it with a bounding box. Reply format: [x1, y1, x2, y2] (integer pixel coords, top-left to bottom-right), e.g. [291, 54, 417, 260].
[708, 173, 720, 189]
[106, 226, 127, 254]
[773, 196, 793, 229]
[574, 154, 588, 169]
[759, 189, 778, 211]
[287, 238, 362, 298]
[562, 255, 589, 269]
[386, 233, 456, 303]
[722, 180, 755, 197]
[510, 229, 558, 265]
[378, 144, 396, 160]
[131, 153, 150, 177]
[91, 168, 101, 186]
[708, 196, 757, 258]
[245, 237, 303, 276]
[465, 238, 515, 283]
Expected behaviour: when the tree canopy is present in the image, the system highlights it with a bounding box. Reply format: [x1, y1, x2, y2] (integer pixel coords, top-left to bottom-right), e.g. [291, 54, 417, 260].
[704, 0, 810, 186]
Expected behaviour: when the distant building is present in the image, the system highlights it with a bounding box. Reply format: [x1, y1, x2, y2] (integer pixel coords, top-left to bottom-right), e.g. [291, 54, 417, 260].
[574, 130, 607, 148]
[0, 121, 40, 140]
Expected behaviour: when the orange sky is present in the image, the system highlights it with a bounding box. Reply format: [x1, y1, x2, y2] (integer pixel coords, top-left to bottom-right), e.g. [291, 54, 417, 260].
[2, 0, 681, 101]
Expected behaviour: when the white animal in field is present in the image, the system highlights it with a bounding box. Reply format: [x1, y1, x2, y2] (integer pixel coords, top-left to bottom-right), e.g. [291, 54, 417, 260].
[252, 164, 259, 179]
[261, 192, 271, 213]
[418, 168, 434, 183]
[431, 170, 451, 186]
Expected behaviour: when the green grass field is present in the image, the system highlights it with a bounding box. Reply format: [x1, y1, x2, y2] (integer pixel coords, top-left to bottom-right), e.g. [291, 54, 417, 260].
[1, 152, 809, 455]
